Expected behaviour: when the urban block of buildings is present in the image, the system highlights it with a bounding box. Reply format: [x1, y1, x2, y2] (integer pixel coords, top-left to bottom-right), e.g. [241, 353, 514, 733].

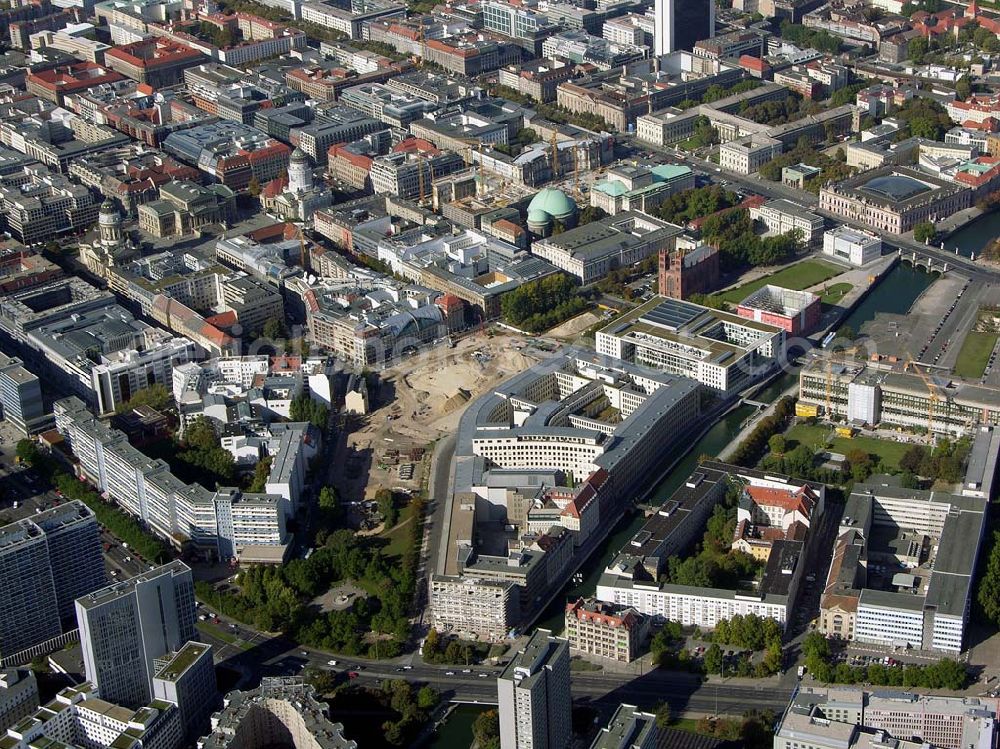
[431, 348, 702, 640]
[197, 678, 355, 749]
[596, 296, 786, 395]
[55, 396, 294, 562]
[775, 687, 998, 749]
[597, 461, 824, 630]
[818, 476, 987, 654]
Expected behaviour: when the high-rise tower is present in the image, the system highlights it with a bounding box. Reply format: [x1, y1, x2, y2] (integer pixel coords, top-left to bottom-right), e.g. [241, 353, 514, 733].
[654, 0, 715, 55]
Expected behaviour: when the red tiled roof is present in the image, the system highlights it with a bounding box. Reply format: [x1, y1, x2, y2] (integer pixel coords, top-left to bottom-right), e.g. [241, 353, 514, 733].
[746, 484, 816, 516]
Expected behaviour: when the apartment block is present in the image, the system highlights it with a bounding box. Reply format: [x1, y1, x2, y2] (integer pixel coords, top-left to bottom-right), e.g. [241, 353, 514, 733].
[498, 630, 571, 749]
[0, 671, 38, 732]
[54, 396, 291, 561]
[0, 682, 183, 749]
[429, 576, 518, 642]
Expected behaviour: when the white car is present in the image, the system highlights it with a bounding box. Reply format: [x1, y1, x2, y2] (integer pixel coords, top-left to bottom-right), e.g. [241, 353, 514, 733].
[327, 660, 338, 667]
[445, 671, 455, 676]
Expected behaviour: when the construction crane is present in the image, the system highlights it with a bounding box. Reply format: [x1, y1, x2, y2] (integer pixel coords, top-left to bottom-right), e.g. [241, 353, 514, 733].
[298, 223, 308, 272]
[904, 358, 940, 435]
[550, 131, 561, 181]
[417, 159, 427, 205]
[573, 144, 582, 202]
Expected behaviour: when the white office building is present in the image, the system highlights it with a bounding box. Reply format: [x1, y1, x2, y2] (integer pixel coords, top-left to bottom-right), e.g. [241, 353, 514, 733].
[596, 296, 785, 396]
[823, 226, 883, 266]
[76, 561, 196, 709]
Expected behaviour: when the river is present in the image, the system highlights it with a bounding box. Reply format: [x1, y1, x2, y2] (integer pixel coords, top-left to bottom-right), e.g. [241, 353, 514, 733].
[942, 211, 1000, 258]
[425, 262, 935, 748]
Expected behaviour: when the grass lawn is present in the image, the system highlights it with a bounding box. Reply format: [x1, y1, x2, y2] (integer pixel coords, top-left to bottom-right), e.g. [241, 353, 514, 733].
[671, 719, 713, 734]
[820, 283, 852, 306]
[712, 260, 841, 306]
[953, 331, 997, 379]
[785, 423, 911, 470]
[379, 500, 418, 559]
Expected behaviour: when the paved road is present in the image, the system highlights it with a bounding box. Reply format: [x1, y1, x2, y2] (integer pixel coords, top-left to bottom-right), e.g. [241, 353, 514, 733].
[206, 625, 792, 716]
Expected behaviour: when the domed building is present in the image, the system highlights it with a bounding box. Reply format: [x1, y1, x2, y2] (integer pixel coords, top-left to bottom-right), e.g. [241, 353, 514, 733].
[526, 188, 578, 237]
[79, 198, 137, 277]
[260, 148, 330, 222]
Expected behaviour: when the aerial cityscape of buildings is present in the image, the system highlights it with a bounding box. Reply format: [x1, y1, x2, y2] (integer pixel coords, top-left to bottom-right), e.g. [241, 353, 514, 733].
[2, 0, 1000, 744]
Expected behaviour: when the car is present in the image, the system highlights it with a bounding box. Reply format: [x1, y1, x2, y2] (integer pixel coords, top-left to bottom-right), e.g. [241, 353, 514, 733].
[478, 673, 489, 678]
[352, 665, 364, 671]
[445, 671, 456, 676]
[462, 669, 471, 674]
[327, 660, 338, 667]
[402, 665, 412, 670]
[300, 651, 308, 656]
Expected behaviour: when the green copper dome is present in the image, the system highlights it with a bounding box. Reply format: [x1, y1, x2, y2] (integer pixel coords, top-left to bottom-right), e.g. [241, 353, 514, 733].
[527, 208, 552, 227]
[527, 188, 577, 221]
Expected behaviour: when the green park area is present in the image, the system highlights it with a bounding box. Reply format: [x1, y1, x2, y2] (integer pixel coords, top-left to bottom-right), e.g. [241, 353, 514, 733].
[784, 423, 911, 471]
[712, 259, 841, 306]
[820, 283, 852, 306]
[953, 331, 998, 379]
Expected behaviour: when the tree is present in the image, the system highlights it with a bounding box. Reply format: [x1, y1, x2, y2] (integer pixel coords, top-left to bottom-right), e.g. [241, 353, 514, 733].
[416, 685, 439, 710]
[956, 74, 973, 102]
[704, 643, 724, 674]
[473, 709, 501, 749]
[768, 434, 786, 455]
[247, 456, 272, 493]
[15, 438, 41, 465]
[900, 444, 928, 474]
[914, 221, 937, 243]
[114, 383, 173, 414]
[376, 488, 398, 529]
[909, 36, 929, 62]
[247, 176, 262, 197]
[654, 702, 672, 728]
[262, 317, 287, 340]
[977, 530, 1000, 627]
[845, 448, 873, 482]
[579, 205, 608, 225]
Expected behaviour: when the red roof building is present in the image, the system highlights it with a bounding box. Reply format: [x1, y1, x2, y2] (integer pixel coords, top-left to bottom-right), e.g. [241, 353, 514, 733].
[26, 62, 125, 105]
[105, 38, 205, 88]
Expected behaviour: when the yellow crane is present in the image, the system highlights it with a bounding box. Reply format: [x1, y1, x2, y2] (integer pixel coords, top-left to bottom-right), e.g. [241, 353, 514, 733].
[904, 358, 940, 435]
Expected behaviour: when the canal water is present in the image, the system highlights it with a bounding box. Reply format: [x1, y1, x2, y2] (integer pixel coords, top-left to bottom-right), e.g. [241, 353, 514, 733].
[943, 211, 1000, 258]
[426, 262, 935, 748]
[427, 705, 490, 749]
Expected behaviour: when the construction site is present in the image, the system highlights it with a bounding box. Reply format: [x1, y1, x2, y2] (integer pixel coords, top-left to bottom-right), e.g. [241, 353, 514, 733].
[332, 330, 549, 504]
